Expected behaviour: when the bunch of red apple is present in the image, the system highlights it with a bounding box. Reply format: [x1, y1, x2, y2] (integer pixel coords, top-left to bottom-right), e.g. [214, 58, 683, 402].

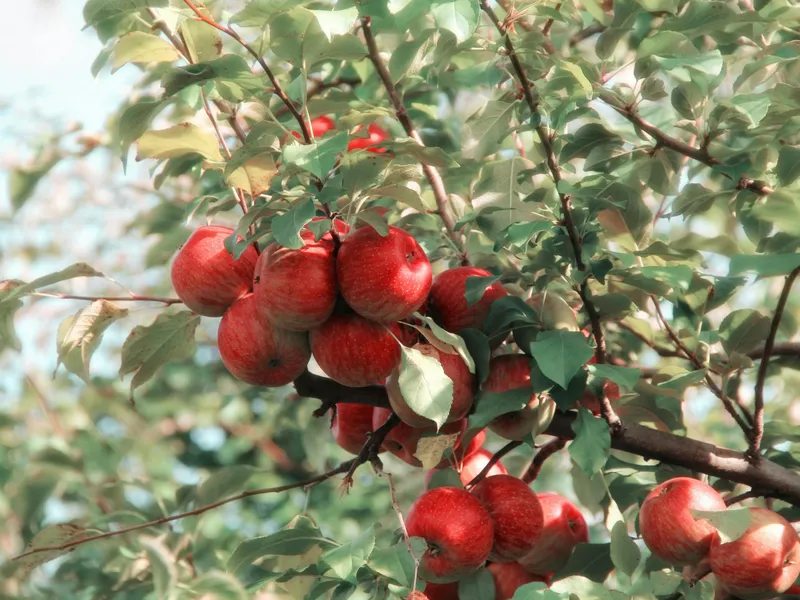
[639, 476, 800, 599]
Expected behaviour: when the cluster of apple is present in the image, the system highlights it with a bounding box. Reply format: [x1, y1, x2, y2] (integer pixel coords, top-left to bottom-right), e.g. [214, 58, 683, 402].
[639, 476, 800, 599]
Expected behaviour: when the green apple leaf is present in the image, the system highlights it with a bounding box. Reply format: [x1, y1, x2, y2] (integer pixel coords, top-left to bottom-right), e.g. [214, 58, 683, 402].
[718, 309, 771, 356]
[587, 364, 642, 390]
[136, 123, 223, 162]
[691, 508, 751, 544]
[282, 132, 349, 180]
[529, 330, 594, 389]
[569, 408, 611, 475]
[272, 198, 317, 249]
[464, 275, 501, 308]
[112, 32, 180, 73]
[459, 567, 496, 600]
[610, 521, 641, 577]
[398, 345, 454, 430]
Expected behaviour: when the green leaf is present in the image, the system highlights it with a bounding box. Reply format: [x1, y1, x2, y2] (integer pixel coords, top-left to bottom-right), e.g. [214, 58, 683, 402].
[112, 31, 179, 72]
[610, 521, 641, 577]
[529, 331, 594, 390]
[161, 55, 263, 100]
[117, 98, 166, 166]
[8, 155, 63, 213]
[718, 309, 771, 356]
[143, 538, 177, 598]
[729, 253, 800, 277]
[55, 300, 129, 383]
[197, 466, 257, 507]
[118, 310, 200, 402]
[777, 146, 800, 187]
[459, 328, 492, 386]
[231, 0, 302, 27]
[691, 508, 751, 544]
[272, 198, 317, 250]
[0, 282, 23, 353]
[369, 538, 426, 588]
[365, 184, 431, 213]
[269, 8, 330, 66]
[308, 7, 358, 40]
[469, 387, 533, 431]
[382, 140, 460, 168]
[0, 263, 103, 304]
[669, 183, 729, 217]
[724, 94, 772, 129]
[469, 100, 515, 156]
[356, 209, 390, 236]
[464, 275, 501, 308]
[483, 296, 539, 336]
[83, 0, 167, 26]
[397, 345, 454, 430]
[569, 408, 611, 475]
[430, 0, 480, 43]
[472, 158, 534, 231]
[322, 527, 376, 582]
[180, 18, 222, 63]
[459, 567, 496, 600]
[136, 123, 223, 162]
[426, 469, 464, 490]
[588, 364, 641, 390]
[190, 572, 249, 600]
[552, 543, 615, 583]
[412, 312, 476, 374]
[282, 132, 349, 180]
[15, 524, 94, 577]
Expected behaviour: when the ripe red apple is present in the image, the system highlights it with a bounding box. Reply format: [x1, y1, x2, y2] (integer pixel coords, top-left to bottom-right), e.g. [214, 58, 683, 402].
[337, 225, 432, 322]
[418, 581, 459, 600]
[386, 343, 476, 428]
[639, 476, 727, 566]
[171, 225, 258, 317]
[310, 313, 401, 387]
[429, 267, 508, 334]
[331, 403, 378, 455]
[217, 293, 311, 386]
[255, 238, 336, 331]
[373, 408, 466, 468]
[471, 475, 543, 562]
[458, 448, 509, 486]
[579, 380, 621, 415]
[406, 487, 494, 583]
[519, 493, 589, 576]
[458, 429, 487, 462]
[488, 562, 549, 600]
[347, 123, 390, 153]
[709, 507, 800, 600]
[483, 355, 543, 441]
[289, 115, 336, 141]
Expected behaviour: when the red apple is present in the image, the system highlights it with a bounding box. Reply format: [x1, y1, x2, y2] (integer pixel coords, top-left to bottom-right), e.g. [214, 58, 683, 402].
[429, 267, 508, 333]
[419, 581, 459, 600]
[302, 216, 350, 243]
[488, 562, 549, 600]
[483, 355, 544, 441]
[386, 343, 476, 428]
[336, 225, 432, 322]
[519, 493, 589, 576]
[639, 476, 727, 566]
[373, 407, 467, 468]
[171, 225, 258, 317]
[406, 487, 494, 583]
[710, 507, 800, 600]
[331, 403, 377, 455]
[347, 123, 390, 153]
[579, 380, 621, 415]
[217, 293, 311, 386]
[406, 592, 429, 600]
[289, 115, 336, 140]
[458, 429, 487, 462]
[310, 313, 401, 387]
[471, 475, 543, 562]
[458, 448, 509, 486]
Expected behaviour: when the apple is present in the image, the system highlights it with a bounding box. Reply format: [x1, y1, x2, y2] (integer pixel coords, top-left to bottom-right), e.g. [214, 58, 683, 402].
[639, 476, 727, 566]
[418, 581, 459, 600]
[302, 216, 350, 243]
[373, 407, 467, 468]
[254, 237, 336, 331]
[579, 380, 621, 415]
[458, 448, 509, 486]
[310, 313, 401, 387]
[337, 225, 432, 322]
[301, 115, 336, 139]
[406, 486, 494, 583]
[217, 293, 311, 386]
[331, 403, 378, 455]
[488, 562, 549, 600]
[519, 493, 589, 576]
[709, 507, 800, 600]
[457, 429, 487, 462]
[170, 225, 258, 317]
[386, 343, 476, 428]
[471, 475, 543, 562]
[428, 267, 508, 334]
[406, 592, 429, 600]
[347, 123, 390, 153]
[483, 355, 546, 441]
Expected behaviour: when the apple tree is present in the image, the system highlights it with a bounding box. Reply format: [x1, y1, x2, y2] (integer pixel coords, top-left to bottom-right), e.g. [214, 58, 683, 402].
[3, 0, 800, 599]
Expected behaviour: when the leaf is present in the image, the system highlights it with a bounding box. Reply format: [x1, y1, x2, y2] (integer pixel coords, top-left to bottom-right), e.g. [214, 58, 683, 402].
[112, 32, 179, 72]
[610, 521, 641, 578]
[15, 523, 94, 576]
[459, 328, 492, 386]
[282, 132, 349, 180]
[468, 100, 515, 156]
[426, 469, 464, 490]
[137, 123, 223, 162]
[322, 527, 376, 582]
[308, 7, 358, 40]
[196, 466, 257, 507]
[464, 275, 501, 308]
[231, 0, 301, 27]
[430, 0, 480, 43]
[0, 263, 103, 304]
[691, 508, 751, 544]
[55, 300, 129, 382]
[729, 253, 800, 277]
[551, 543, 615, 583]
[414, 433, 460, 470]
[569, 408, 611, 475]
[588, 364, 641, 390]
[355, 209, 390, 236]
[397, 345, 454, 430]
[226, 153, 278, 197]
[529, 331, 594, 389]
[117, 98, 166, 167]
[459, 567, 496, 600]
[412, 313, 476, 374]
[161, 55, 263, 100]
[118, 311, 200, 402]
[83, 0, 167, 26]
[777, 146, 800, 187]
[369, 538, 427, 588]
[469, 387, 533, 431]
[725, 94, 772, 129]
[143, 538, 178, 598]
[0, 281, 23, 353]
[272, 198, 317, 250]
[190, 572, 249, 600]
[382, 140, 460, 168]
[472, 158, 534, 231]
[669, 183, 729, 217]
[180, 18, 222, 63]
[718, 309, 771, 356]
[8, 150, 62, 211]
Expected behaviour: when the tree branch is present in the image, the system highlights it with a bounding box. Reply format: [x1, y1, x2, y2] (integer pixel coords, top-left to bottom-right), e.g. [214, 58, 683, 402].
[751, 266, 800, 460]
[33, 292, 181, 305]
[522, 438, 567, 483]
[464, 441, 523, 489]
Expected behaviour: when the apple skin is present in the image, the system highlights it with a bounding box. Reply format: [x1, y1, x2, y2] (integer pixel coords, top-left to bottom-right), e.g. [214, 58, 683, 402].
[170, 225, 258, 317]
[709, 507, 800, 600]
[488, 562, 549, 600]
[429, 267, 508, 334]
[519, 493, 589, 576]
[418, 581, 459, 600]
[254, 238, 336, 331]
[373, 408, 467, 468]
[639, 476, 727, 566]
[424, 446, 509, 490]
[217, 293, 311, 386]
[483, 355, 541, 441]
[310, 313, 401, 387]
[387, 343, 476, 428]
[471, 475, 544, 562]
[458, 429, 487, 462]
[336, 225, 432, 322]
[347, 123, 390, 153]
[330, 403, 379, 455]
[578, 380, 621, 415]
[406, 486, 495, 583]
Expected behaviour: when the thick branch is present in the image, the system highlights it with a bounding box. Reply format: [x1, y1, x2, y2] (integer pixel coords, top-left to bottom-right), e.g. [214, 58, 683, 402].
[522, 438, 567, 483]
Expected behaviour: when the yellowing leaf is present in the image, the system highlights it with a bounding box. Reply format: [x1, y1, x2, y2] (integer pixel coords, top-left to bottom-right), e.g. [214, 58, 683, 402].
[15, 523, 94, 577]
[137, 123, 223, 162]
[414, 433, 460, 470]
[225, 154, 278, 196]
[112, 32, 180, 72]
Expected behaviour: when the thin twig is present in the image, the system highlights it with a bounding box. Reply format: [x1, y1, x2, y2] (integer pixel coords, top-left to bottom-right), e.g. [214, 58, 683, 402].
[725, 489, 767, 506]
[464, 441, 522, 489]
[751, 266, 800, 460]
[541, 3, 561, 38]
[342, 413, 400, 490]
[33, 292, 181, 305]
[384, 471, 420, 591]
[522, 438, 567, 483]
[273, 76, 361, 119]
[569, 23, 606, 46]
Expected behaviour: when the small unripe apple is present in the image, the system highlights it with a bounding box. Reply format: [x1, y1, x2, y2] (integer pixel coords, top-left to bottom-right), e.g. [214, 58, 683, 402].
[488, 562, 549, 600]
[310, 313, 401, 387]
[710, 507, 800, 600]
[347, 123, 390, 153]
[471, 475, 543, 562]
[519, 493, 588, 576]
[170, 225, 258, 317]
[337, 225, 432, 322]
[387, 343, 476, 428]
[217, 293, 311, 386]
[373, 408, 467, 468]
[639, 476, 726, 566]
[483, 355, 551, 441]
[429, 267, 508, 334]
[330, 403, 378, 455]
[406, 487, 494, 583]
